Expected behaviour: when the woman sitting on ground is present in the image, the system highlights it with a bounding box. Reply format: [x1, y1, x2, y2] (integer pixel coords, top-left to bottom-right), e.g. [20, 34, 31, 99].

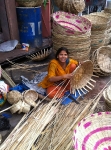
[38, 47, 78, 99]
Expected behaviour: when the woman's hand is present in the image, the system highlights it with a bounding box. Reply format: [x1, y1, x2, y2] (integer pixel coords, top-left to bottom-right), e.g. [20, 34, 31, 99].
[63, 73, 73, 79]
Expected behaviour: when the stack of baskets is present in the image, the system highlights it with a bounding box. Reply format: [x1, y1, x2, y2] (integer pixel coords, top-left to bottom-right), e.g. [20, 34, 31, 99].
[73, 112, 111, 150]
[54, 0, 85, 14]
[90, 11, 111, 46]
[7, 90, 38, 114]
[83, 13, 109, 54]
[91, 46, 111, 76]
[103, 85, 111, 111]
[16, 0, 43, 7]
[52, 11, 92, 61]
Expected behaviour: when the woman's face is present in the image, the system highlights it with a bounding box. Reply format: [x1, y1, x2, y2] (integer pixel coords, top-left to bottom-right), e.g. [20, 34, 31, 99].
[57, 50, 68, 63]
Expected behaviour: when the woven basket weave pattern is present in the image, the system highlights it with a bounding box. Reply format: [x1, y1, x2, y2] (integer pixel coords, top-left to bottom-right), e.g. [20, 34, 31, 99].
[52, 11, 92, 36]
[16, 0, 43, 7]
[91, 46, 111, 76]
[73, 112, 111, 150]
[54, 0, 85, 14]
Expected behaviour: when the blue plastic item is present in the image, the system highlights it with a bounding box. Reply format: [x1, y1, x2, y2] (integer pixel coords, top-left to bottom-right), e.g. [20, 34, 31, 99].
[16, 7, 42, 47]
[61, 89, 87, 105]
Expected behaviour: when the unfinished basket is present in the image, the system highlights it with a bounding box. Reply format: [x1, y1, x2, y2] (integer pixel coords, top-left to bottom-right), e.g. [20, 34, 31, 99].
[52, 11, 92, 35]
[70, 60, 95, 94]
[91, 46, 111, 76]
[27, 47, 52, 61]
[18, 101, 31, 114]
[10, 100, 22, 114]
[16, 0, 43, 7]
[54, 0, 85, 14]
[83, 15, 108, 31]
[23, 90, 38, 107]
[7, 90, 23, 104]
[73, 112, 111, 150]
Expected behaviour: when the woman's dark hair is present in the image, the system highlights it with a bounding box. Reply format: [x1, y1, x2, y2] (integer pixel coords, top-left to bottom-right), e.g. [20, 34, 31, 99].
[55, 47, 70, 59]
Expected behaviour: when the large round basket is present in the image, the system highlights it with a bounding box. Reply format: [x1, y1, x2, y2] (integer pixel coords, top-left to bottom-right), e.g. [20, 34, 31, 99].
[83, 15, 108, 31]
[52, 11, 92, 36]
[7, 90, 23, 104]
[91, 46, 111, 76]
[27, 46, 52, 61]
[23, 90, 38, 107]
[54, 0, 85, 14]
[73, 112, 111, 150]
[70, 60, 94, 94]
[16, 0, 43, 7]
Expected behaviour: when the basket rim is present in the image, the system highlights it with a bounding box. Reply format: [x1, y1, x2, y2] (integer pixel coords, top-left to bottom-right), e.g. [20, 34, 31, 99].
[52, 11, 92, 35]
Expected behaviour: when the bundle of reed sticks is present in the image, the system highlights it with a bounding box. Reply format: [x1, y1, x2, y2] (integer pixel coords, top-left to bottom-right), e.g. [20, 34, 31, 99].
[1, 79, 110, 150]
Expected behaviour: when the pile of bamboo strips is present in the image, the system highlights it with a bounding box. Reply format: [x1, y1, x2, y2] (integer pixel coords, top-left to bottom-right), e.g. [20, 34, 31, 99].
[0, 80, 110, 150]
[0, 99, 60, 150]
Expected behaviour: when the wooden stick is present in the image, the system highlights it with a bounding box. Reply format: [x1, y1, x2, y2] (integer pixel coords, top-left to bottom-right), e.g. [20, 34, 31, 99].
[85, 84, 92, 90]
[0, 105, 14, 114]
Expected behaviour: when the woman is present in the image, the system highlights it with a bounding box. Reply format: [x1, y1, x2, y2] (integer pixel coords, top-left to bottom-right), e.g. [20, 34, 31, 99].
[38, 47, 78, 99]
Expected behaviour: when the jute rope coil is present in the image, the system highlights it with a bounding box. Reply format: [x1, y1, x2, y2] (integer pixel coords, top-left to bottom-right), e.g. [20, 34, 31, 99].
[91, 46, 111, 76]
[52, 11, 92, 36]
[73, 112, 111, 150]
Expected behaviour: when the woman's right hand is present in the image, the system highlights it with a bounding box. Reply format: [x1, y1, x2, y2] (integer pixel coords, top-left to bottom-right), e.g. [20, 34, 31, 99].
[63, 73, 73, 79]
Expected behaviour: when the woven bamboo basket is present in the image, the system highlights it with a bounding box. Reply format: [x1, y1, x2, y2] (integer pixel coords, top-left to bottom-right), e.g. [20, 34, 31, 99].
[7, 90, 23, 104]
[54, 0, 85, 14]
[52, 30, 91, 43]
[91, 30, 106, 35]
[18, 101, 31, 114]
[104, 8, 111, 14]
[52, 11, 92, 36]
[10, 100, 31, 114]
[69, 48, 91, 61]
[91, 38, 104, 48]
[91, 46, 111, 76]
[83, 15, 108, 31]
[16, 0, 43, 7]
[27, 47, 52, 61]
[104, 32, 111, 45]
[70, 60, 94, 94]
[52, 38, 91, 50]
[23, 90, 38, 107]
[89, 12, 111, 30]
[103, 87, 111, 107]
[73, 112, 111, 150]
[10, 100, 22, 114]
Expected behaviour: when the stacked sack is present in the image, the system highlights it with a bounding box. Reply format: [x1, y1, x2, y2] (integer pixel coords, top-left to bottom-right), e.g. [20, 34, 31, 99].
[83, 14, 108, 54]
[7, 90, 38, 114]
[51, 11, 92, 61]
[103, 84, 111, 111]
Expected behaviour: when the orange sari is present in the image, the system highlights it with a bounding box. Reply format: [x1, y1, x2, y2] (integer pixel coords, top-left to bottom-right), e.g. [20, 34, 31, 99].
[38, 58, 78, 98]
